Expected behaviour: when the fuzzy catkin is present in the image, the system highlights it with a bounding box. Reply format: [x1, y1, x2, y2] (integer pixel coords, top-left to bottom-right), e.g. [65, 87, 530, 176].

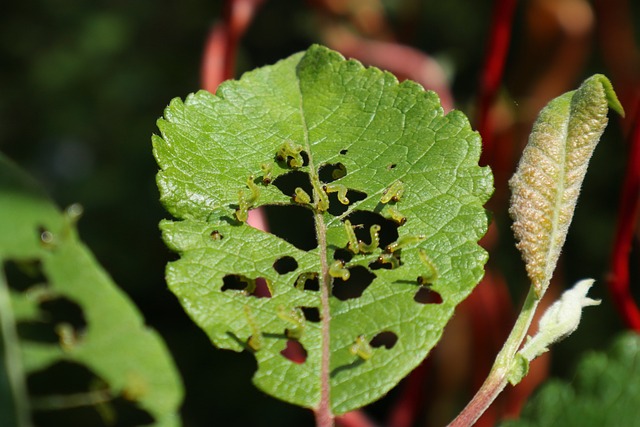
[509, 75, 619, 297]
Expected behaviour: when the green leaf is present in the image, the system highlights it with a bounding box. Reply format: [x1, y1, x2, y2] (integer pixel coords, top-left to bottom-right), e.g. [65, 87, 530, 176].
[509, 74, 624, 298]
[501, 332, 640, 427]
[154, 44, 492, 414]
[0, 153, 183, 427]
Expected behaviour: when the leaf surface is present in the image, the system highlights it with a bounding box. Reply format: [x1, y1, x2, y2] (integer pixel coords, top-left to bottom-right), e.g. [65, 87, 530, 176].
[501, 332, 640, 427]
[0, 153, 183, 427]
[154, 45, 492, 414]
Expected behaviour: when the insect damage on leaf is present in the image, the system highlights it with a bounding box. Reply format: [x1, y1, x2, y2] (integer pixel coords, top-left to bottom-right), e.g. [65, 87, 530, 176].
[154, 44, 492, 414]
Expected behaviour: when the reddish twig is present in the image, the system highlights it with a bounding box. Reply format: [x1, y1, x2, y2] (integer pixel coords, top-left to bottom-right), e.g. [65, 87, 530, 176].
[477, 0, 518, 160]
[386, 358, 430, 427]
[607, 101, 640, 331]
[336, 410, 380, 427]
[323, 27, 454, 112]
[201, 0, 266, 93]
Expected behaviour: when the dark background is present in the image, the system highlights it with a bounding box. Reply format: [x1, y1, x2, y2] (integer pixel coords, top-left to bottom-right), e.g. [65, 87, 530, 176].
[2, 1, 639, 426]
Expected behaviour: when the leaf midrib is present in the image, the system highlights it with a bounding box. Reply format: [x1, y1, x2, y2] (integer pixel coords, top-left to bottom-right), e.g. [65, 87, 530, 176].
[296, 79, 332, 417]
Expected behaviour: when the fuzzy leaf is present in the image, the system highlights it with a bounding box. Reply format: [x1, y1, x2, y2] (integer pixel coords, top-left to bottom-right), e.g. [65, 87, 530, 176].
[501, 332, 640, 427]
[154, 45, 492, 414]
[509, 74, 623, 297]
[0, 153, 183, 427]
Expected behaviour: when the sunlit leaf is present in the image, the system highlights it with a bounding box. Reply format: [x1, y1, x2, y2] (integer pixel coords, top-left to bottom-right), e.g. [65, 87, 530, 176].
[154, 44, 492, 414]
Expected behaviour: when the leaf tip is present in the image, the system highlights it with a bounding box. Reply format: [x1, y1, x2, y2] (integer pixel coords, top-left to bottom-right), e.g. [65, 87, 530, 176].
[589, 74, 625, 118]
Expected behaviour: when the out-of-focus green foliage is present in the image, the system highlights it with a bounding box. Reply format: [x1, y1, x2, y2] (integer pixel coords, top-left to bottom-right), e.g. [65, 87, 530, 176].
[501, 332, 640, 427]
[0, 153, 183, 426]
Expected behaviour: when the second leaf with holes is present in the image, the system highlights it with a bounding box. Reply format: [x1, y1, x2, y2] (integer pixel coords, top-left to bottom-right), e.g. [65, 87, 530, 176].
[153, 44, 493, 414]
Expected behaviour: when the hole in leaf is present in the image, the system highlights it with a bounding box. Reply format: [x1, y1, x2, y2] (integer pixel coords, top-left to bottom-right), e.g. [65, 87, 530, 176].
[28, 360, 102, 396]
[280, 339, 307, 364]
[369, 253, 401, 270]
[275, 148, 309, 168]
[300, 306, 320, 322]
[300, 151, 309, 166]
[387, 163, 397, 170]
[254, 278, 272, 298]
[33, 398, 154, 427]
[222, 274, 271, 298]
[17, 321, 59, 344]
[344, 210, 399, 249]
[370, 331, 398, 349]
[19, 296, 88, 344]
[339, 149, 348, 155]
[333, 248, 353, 263]
[29, 362, 154, 426]
[319, 162, 347, 183]
[210, 230, 223, 240]
[273, 170, 312, 199]
[414, 287, 443, 304]
[263, 204, 317, 251]
[273, 256, 298, 274]
[294, 272, 319, 291]
[4, 259, 45, 292]
[41, 297, 87, 331]
[332, 266, 376, 300]
[327, 189, 367, 216]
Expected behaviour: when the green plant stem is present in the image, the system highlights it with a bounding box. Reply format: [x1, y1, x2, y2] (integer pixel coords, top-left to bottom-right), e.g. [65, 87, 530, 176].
[448, 286, 540, 427]
[0, 266, 33, 427]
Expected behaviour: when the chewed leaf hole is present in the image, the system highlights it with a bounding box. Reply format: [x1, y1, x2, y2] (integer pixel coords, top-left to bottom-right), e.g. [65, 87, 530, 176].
[273, 170, 312, 198]
[414, 287, 442, 304]
[280, 339, 307, 364]
[369, 253, 401, 270]
[18, 297, 87, 345]
[29, 361, 154, 425]
[222, 275, 271, 298]
[333, 248, 353, 263]
[294, 272, 319, 291]
[273, 256, 298, 274]
[332, 266, 375, 301]
[339, 149, 348, 155]
[319, 162, 347, 183]
[263, 205, 317, 251]
[28, 361, 100, 396]
[327, 189, 367, 216]
[370, 331, 398, 349]
[300, 306, 320, 322]
[345, 210, 399, 249]
[4, 259, 46, 292]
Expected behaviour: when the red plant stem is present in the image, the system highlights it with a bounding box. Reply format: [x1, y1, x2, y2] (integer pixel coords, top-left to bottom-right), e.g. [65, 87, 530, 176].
[201, 0, 265, 92]
[336, 410, 379, 427]
[323, 29, 454, 112]
[448, 373, 507, 427]
[608, 101, 640, 331]
[477, 0, 517, 161]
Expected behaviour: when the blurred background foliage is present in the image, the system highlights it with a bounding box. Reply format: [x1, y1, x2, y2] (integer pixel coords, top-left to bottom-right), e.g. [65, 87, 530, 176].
[1, 1, 640, 426]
